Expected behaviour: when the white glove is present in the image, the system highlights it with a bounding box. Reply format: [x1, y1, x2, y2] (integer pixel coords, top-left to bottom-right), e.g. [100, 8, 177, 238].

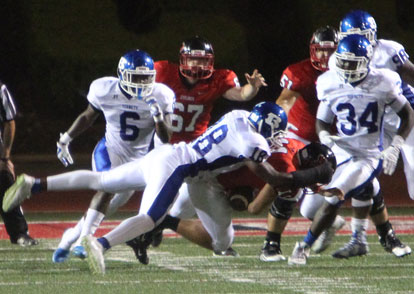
[57, 132, 73, 167]
[381, 135, 404, 175]
[318, 130, 340, 148]
[144, 96, 163, 122]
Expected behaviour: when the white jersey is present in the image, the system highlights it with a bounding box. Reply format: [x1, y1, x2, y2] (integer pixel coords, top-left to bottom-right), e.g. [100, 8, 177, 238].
[87, 77, 175, 161]
[180, 109, 271, 180]
[328, 39, 409, 72]
[316, 67, 406, 157]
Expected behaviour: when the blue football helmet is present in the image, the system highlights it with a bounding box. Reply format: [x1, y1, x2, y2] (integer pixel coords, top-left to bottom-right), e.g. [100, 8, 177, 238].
[117, 49, 156, 99]
[335, 34, 373, 83]
[248, 102, 288, 151]
[340, 10, 377, 46]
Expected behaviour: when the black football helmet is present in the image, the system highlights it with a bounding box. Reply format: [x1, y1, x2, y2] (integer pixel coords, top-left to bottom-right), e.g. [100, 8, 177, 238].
[295, 142, 337, 171]
[310, 26, 339, 71]
[179, 36, 214, 79]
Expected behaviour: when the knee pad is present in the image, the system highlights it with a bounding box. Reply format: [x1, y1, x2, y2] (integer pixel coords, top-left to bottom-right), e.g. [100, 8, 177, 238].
[269, 197, 296, 220]
[370, 191, 385, 216]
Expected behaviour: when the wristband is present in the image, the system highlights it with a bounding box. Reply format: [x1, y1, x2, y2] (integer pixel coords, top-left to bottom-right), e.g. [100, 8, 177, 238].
[60, 132, 73, 144]
[153, 113, 164, 123]
[0, 157, 9, 162]
[391, 135, 404, 150]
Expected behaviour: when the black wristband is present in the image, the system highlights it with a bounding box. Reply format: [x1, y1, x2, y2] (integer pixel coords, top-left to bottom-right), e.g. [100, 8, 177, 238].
[0, 157, 9, 162]
[291, 161, 333, 188]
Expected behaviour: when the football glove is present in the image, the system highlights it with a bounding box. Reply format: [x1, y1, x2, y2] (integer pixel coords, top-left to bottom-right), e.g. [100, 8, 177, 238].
[381, 135, 404, 175]
[318, 130, 340, 148]
[144, 96, 163, 121]
[57, 132, 73, 167]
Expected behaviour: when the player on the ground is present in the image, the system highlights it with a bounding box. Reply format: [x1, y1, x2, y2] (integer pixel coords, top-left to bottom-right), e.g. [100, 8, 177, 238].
[130, 141, 336, 265]
[132, 35, 267, 252]
[51, 49, 174, 263]
[317, 10, 414, 258]
[288, 34, 414, 265]
[258, 26, 345, 261]
[3, 102, 335, 274]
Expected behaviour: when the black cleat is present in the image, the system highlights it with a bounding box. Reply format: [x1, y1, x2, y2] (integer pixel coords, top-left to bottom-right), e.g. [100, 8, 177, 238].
[126, 235, 151, 265]
[379, 230, 412, 257]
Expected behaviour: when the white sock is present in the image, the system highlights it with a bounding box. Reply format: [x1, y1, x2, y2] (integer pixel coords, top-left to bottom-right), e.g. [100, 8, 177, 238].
[103, 214, 154, 247]
[81, 209, 105, 237]
[351, 217, 369, 243]
[47, 170, 102, 191]
[57, 216, 85, 250]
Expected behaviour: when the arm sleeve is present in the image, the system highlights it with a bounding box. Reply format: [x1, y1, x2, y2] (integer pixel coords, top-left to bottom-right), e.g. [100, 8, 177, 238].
[0, 84, 17, 121]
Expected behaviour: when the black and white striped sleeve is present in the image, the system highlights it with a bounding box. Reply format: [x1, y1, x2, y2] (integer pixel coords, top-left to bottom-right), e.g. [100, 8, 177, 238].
[0, 83, 17, 122]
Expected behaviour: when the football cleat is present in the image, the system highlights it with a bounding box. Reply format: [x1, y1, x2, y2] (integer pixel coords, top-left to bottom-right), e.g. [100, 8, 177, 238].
[72, 245, 87, 259]
[312, 215, 346, 253]
[3, 174, 34, 212]
[126, 235, 150, 265]
[52, 248, 70, 263]
[379, 230, 412, 257]
[260, 240, 286, 262]
[82, 235, 105, 275]
[213, 247, 240, 257]
[332, 237, 368, 259]
[14, 234, 39, 247]
[288, 241, 310, 265]
[151, 229, 163, 248]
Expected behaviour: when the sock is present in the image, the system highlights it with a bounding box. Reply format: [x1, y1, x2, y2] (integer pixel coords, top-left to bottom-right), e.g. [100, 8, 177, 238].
[351, 217, 369, 243]
[97, 237, 111, 250]
[31, 179, 42, 194]
[376, 220, 393, 239]
[80, 209, 105, 237]
[57, 217, 85, 250]
[303, 230, 317, 247]
[161, 215, 180, 231]
[265, 231, 281, 244]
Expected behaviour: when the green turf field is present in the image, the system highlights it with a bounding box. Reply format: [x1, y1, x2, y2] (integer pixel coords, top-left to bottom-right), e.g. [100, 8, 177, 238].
[1, 234, 413, 294]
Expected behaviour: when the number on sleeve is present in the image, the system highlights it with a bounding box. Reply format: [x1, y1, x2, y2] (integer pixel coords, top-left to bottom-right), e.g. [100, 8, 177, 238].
[250, 147, 268, 163]
[280, 74, 293, 89]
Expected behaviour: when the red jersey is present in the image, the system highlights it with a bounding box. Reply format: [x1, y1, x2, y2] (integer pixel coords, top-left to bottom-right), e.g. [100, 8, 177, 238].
[217, 138, 305, 191]
[155, 61, 239, 143]
[279, 59, 322, 142]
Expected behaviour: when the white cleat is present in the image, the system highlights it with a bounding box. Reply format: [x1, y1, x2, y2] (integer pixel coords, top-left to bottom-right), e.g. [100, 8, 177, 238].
[2, 174, 34, 212]
[288, 241, 310, 265]
[82, 235, 105, 275]
[312, 215, 346, 253]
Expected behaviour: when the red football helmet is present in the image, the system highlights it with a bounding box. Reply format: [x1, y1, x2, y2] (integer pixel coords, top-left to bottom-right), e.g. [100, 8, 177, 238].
[179, 36, 214, 79]
[309, 26, 339, 71]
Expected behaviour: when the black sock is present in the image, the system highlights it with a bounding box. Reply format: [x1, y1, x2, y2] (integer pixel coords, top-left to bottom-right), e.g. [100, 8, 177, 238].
[266, 231, 281, 244]
[161, 215, 180, 231]
[376, 220, 393, 239]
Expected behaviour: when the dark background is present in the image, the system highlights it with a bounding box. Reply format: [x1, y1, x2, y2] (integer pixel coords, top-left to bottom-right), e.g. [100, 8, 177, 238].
[1, 0, 414, 155]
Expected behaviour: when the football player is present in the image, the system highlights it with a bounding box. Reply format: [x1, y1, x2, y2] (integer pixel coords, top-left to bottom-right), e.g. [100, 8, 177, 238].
[155, 35, 267, 144]
[131, 141, 336, 265]
[315, 10, 414, 258]
[3, 102, 335, 274]
[257, 26, 344, 261]
[0, 82, 38, 247]
[288, 34, 414, 265]
[140, 35, 267, 251]
[51, 49, 175, 263]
